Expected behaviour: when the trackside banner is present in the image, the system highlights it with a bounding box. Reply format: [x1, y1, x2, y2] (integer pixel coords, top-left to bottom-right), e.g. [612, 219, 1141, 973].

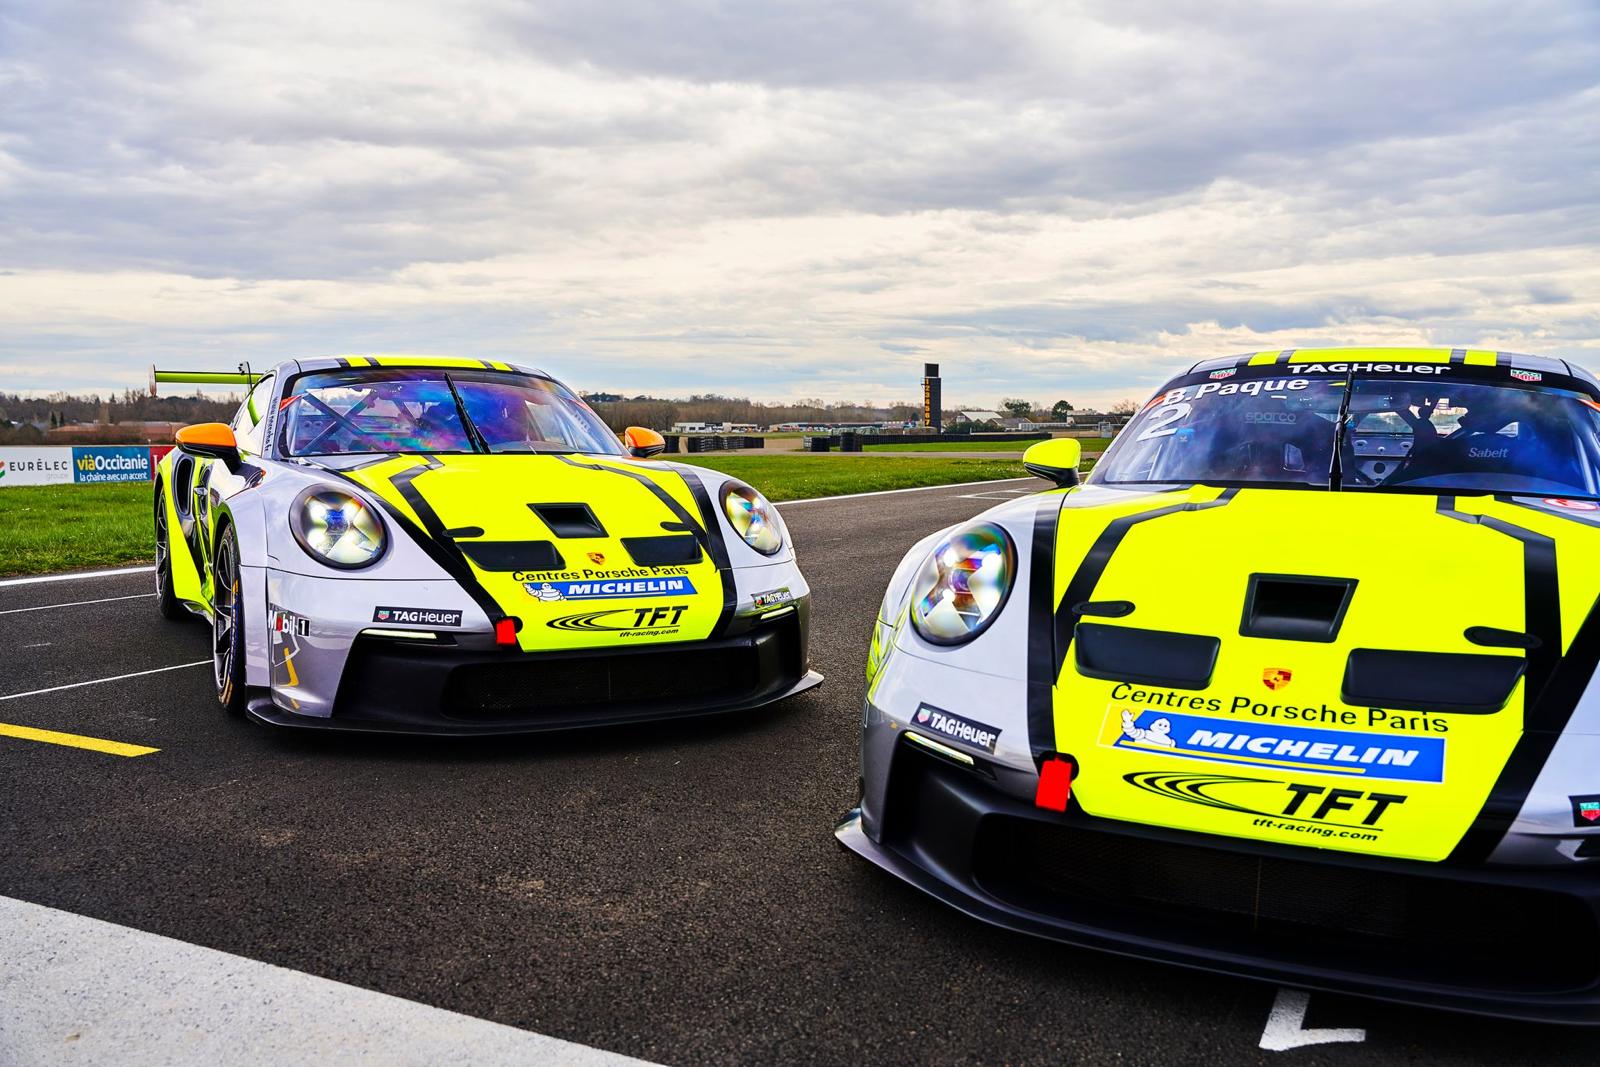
[0, 446, 165, 486]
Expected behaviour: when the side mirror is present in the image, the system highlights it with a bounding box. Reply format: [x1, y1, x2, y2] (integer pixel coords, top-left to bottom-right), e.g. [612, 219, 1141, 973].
[624, 426, 666, 459]
[1022, 438, 1082, 487]
[175, 422, 241, 471]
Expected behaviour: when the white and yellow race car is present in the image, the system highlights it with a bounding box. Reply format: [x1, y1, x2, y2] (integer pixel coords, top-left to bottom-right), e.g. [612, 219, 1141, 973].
[839, 347, 1600, 1021]
[154, 355, 818, 733]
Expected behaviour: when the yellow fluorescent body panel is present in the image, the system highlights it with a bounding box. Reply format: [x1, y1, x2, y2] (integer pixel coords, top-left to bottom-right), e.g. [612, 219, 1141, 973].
[1048, 487, 1600, 864]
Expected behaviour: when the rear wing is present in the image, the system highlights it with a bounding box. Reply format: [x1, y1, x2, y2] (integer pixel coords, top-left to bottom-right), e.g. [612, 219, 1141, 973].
[149, 364, 263, 395]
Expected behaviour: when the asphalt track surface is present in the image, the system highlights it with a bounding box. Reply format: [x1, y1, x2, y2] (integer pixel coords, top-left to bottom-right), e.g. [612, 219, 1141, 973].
[0, 479, 1594, 1064]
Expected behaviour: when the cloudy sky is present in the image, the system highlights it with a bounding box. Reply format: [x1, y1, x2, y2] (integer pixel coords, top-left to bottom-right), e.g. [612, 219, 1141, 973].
[2, 1, 1597, 408]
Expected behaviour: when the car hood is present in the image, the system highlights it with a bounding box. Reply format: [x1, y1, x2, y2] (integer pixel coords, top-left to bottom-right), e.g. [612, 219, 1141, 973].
[329, 453, 729, 651]
[1047, 483, 1600, 863]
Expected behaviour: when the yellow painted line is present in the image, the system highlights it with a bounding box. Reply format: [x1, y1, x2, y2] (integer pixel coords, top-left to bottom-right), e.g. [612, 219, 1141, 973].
[1248, 351, 1282, 366]
[1464, 349, 1498, 366]
[0, 721, 158, 757]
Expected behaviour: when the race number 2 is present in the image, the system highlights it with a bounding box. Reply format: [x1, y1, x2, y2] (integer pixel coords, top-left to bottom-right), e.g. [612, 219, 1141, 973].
[1135, 402, 1192, 441]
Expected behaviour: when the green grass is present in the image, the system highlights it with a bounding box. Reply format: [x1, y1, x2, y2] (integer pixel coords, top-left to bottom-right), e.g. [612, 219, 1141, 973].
[677, 454, 1027, 501]
[0, 456, 1035, 575]
[0, 482, 154, 576]
[865, 437, 1043, 452]
[865, 436, 1115, 453]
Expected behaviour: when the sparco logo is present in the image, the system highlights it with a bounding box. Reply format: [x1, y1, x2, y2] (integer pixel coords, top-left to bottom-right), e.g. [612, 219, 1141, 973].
[372, 606, 464, 626]
[912, 703, 1001, 753]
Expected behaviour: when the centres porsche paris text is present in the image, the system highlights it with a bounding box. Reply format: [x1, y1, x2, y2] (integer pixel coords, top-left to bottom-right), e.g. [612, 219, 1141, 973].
[1102, 705, 1446, 783]
[516, 565, 696, 602]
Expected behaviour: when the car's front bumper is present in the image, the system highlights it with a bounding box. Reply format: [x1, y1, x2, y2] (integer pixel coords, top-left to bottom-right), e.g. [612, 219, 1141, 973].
[252, 597, 818, 735]
[838, 734, 1600, 1024]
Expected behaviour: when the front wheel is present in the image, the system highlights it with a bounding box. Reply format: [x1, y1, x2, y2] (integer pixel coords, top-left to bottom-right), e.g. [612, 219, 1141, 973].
[212, 523, 248, 716]
[153, 488, 188, 621]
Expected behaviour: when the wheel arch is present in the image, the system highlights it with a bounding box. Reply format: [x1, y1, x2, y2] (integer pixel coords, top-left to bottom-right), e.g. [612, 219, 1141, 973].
[209, 500, 272, 689]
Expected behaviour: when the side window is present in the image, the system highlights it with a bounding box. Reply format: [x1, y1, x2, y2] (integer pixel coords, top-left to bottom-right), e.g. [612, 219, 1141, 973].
[234, 376, 275, 457]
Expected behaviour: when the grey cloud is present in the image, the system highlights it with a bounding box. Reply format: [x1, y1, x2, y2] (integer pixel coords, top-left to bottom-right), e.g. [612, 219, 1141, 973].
[1, 0, 1598, 397]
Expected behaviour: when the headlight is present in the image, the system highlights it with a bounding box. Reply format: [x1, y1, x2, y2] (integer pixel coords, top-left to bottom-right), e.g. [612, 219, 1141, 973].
[909, 522, 1015, 645]
[722, 481, 784, 555]
[290, 486, 387, 569]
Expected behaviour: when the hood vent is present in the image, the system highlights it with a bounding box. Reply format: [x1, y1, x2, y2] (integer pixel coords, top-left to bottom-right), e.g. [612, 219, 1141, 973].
[623, 534, 702, 567]
[529, 503, 607, 539]
[1240, 574, 1356, 643]
[1074, 623, 1219, 690]
[456, 541, 564, 572]
[1343, 649, 1525, 714]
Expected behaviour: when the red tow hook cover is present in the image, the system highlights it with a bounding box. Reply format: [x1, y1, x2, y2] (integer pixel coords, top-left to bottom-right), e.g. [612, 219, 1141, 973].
[494, 618, 518, 646]
[1035, 756, 1074, 812]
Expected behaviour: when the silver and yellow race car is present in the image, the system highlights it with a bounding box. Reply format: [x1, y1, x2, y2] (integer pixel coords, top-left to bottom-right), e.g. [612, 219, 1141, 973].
[154, 355, 818, 733]
[838, 346, 1600, 1021]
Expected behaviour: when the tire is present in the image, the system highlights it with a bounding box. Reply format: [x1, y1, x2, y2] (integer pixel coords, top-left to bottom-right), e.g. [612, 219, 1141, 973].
[153, 486, 188, 621]
[212, 522, 249, 716]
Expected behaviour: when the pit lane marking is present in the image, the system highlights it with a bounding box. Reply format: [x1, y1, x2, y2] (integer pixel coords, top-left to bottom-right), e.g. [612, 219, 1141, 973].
[0, 565, 155, 588]
[0, 721, 159, 758]
[1259, 989, 1366, 1051]
[0, 660, 209, 705]
[0, 593, 154, 616]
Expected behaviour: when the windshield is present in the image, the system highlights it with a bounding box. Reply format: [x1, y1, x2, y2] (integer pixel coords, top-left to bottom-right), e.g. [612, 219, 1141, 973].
[1092, 370, 1600, 498]
[1093, 375, 1345, 488]
[279, 368, 625, 457]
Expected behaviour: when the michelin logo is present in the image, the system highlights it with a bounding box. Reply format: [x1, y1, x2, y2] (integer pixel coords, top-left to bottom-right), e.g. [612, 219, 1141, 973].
[523, 576, 697, 601]
[1104, 707, 1445, 783]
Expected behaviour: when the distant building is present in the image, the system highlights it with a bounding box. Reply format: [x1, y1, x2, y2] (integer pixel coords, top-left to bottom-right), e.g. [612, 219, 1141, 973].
[670, 421, 763, 434]
[584, 392, 624, 404]
[46, 420, 186, 443]
[954, 410, 1004, 425]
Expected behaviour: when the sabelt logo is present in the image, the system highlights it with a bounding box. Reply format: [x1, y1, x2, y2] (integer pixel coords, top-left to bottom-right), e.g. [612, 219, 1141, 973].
[371, 606, 464, 627]
[1125, 771, 1408, 833]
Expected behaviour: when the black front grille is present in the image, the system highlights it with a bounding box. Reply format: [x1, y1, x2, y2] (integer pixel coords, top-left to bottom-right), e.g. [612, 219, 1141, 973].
[443, 643, 760, 719]
[974, 818, 1598, 990]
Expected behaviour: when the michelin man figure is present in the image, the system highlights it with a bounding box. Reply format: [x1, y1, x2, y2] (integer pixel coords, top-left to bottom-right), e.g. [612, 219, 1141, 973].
[1121, 709, 1176, 747]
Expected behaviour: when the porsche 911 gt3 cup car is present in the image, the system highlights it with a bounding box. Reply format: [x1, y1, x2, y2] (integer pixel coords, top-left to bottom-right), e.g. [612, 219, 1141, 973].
[154, 355, 819, 733]
[838, 347, 1600, 1021]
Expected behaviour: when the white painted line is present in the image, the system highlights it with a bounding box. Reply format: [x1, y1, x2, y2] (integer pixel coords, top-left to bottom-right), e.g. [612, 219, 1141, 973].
[0, 894, 657, 1066]
[0, 593, 154, 616]
[776, 477, 1037, 507]
[1259, 989, 1366, 1051]
[0, 661, 209, 703]
[0, 565, 154, 588]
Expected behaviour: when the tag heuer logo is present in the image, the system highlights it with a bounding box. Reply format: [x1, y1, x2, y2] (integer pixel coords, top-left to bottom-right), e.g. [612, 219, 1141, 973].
[1209, 368, 1237, 380]
[1572, 795, 1600, 826]
[1262, 668, 1292, 691]
[587, 552, 606, 566]
[1511, 369, 1542, 382]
